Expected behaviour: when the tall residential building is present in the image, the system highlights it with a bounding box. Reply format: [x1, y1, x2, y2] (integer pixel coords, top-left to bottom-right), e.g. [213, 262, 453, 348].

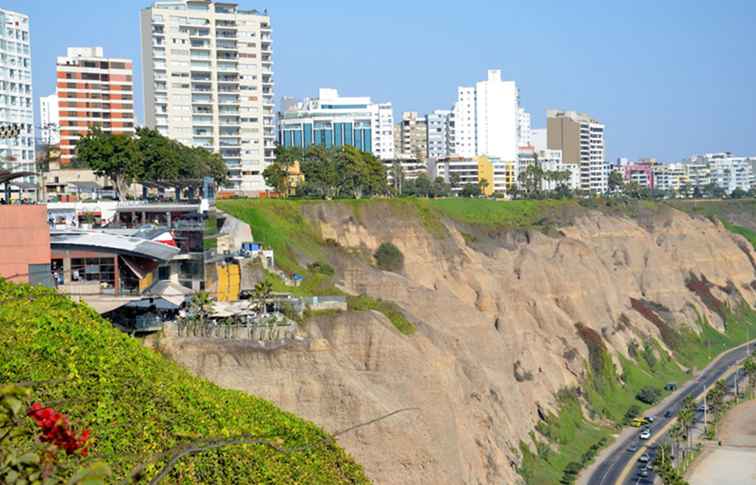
[140, 1, 275, 194]
[451, 70, 520, 161]
[56, 47, 135, 165]
[700, 153, 752, 194]
[452, 86, 476, 157]
[518, 107, 532, 147]
[427, 109, 452, 160]
[475, 70, 519, 161]
[531, 128, 547, 152]
[39, 94, 60, 145]
[547, 110, 607, 193]
[395, 112, 427, 160]
[278, 88, 395, 159]
[0, 8, 35, 176]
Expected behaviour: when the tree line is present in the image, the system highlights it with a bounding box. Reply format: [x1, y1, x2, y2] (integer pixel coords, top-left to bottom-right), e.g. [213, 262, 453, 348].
[75, 127, 228, 201]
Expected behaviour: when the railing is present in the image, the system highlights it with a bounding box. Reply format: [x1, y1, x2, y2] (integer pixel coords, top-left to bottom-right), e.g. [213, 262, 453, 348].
[175, 315, 296, 342]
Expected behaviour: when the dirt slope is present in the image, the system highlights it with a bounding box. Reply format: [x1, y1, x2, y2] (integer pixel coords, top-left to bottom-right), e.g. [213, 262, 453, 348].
[160, 202, 756, 485]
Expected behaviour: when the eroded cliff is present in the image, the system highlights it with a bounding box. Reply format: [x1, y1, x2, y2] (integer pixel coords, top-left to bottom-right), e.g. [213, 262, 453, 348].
[160, 201, 756, 485]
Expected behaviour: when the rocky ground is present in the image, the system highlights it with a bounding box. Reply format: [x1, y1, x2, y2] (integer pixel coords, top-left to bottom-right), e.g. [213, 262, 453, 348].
[160, 203, 756, 484]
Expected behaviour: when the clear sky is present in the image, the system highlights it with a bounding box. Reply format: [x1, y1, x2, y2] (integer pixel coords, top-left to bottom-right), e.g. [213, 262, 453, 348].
[6, 0, 756, 162]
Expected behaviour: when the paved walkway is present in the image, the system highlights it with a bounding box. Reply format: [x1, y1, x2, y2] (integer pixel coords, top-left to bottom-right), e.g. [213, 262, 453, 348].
[687, 400, 756, 485]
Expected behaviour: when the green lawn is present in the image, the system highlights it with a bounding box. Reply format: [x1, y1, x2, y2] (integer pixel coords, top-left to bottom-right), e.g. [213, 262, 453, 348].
[0, 280, 368, 484]
[520, 393, 611, 485]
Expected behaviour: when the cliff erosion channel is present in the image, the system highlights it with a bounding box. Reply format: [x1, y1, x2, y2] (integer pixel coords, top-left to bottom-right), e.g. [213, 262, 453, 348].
[157, 199, 756, 485]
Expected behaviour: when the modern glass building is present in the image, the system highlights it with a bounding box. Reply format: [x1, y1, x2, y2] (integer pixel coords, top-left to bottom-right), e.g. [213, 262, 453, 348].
[279, 88, 394, 159]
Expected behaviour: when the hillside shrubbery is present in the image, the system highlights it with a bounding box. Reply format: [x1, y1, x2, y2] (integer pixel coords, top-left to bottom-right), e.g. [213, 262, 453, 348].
[0, 280, 368, 484]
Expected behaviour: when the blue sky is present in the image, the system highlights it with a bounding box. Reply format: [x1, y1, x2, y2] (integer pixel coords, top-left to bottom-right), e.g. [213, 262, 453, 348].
[6, 0, 756, 161]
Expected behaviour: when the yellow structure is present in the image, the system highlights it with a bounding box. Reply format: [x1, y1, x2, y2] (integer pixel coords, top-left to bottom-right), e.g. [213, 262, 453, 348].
[286, 160, 305, 196]
[215, 263, 241, 302]
[476, 156, 495, 197]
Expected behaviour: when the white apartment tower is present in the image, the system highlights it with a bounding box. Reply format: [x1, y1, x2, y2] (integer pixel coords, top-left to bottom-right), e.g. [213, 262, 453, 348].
[0, 9, 35, 176]
[475, 70, 519, 161]
[452, 86, 476, 157]
[39, 94, 60, 146]
[140, 1, 275, 194]
[427, 109, 452, 160]
[518, 107, 531, 147]
[451, 70, 520, 161]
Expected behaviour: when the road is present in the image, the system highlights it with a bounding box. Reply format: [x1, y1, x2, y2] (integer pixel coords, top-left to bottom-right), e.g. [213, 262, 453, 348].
[587, 341, 754, 485]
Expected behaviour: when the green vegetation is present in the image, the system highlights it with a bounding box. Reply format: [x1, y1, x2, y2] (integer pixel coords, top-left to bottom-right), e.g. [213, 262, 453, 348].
[75, 127, 228, 200]
[0, 280, 368, 484]
[264, 145, 389, 198]
[519, 390, 611, 485]
[373, 242, 404, 272]
[723, 221, 756, 249]
[347, 295, 416, 335]
[424, 198, 573, 227]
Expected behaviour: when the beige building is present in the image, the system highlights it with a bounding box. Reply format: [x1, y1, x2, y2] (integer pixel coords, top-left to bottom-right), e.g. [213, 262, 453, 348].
[547, 110, 607, 193]
[395, 112, 428, 160]
[140, 1, 275, 194]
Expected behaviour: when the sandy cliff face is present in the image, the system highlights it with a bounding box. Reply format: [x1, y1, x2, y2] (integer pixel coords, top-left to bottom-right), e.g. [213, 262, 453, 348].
[160, 204, 756, 485]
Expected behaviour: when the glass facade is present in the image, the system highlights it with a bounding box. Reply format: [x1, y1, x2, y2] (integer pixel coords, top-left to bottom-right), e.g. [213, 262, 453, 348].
[281, 120, 372, 153]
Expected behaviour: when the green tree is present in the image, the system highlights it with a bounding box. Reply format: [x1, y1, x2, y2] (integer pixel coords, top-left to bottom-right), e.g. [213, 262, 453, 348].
[135, 127, 181, 183]
[253, 280, 273, 314]
[449, 173, 461, 191]
[608, 170, 625, 193]
[413, 173, 432, 197]
[75, 127, 141, 201]
[460, 183, 481, 198]
[430, 176, 450, 198]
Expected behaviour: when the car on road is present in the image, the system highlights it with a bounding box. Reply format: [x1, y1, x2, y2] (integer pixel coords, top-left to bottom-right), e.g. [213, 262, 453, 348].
[639, 453, 650, 463]
[664, 410, 673, 418]
[628, 444, 638, 452]
[640, 430, 651, 440]
[697, 404, 706, 412]
[645, 415, 655, 423]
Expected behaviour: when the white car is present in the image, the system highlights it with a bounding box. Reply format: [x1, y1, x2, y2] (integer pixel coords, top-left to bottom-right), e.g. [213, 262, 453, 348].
[640, 430, 651, 440]
[639, 453, 651, 463]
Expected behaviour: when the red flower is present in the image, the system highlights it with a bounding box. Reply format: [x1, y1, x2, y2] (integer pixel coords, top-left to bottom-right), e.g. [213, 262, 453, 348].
[27, 402, 91, 455]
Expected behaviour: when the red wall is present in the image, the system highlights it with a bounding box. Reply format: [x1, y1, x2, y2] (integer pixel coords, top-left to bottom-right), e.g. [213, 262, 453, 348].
[0, 206, 52, 283]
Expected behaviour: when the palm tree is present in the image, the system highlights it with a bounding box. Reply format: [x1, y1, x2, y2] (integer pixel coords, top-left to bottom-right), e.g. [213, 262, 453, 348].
[253, 280, 273, 315]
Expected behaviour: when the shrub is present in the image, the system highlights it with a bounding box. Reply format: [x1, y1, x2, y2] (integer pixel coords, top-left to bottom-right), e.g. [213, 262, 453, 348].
[307, 261, 335, 276]
[623, 404, 641, 424]
[636, 386, 661, 405]
[374, 242, 404, 272]
[0, 280, 368, 484]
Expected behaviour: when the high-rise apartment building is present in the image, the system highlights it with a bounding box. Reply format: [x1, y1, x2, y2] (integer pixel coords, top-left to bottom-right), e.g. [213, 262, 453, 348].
[547, 110, 607, 193]
[140, 1, 275, 194]
[451, 70, 520, 161]
[39, 94, 60, 145]
[395, 112, 427, 160]
[56, 47, 135, 165]
[0, 9, 35, 177]
[278, 88, 394, 159]
[518, 107, 531, 147]
[475, 70, 519, 161]
[452, 86, 476, 157]
[427, 109, 452, 160]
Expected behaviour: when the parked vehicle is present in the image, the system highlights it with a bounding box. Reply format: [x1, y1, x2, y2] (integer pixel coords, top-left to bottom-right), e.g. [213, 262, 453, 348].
[640, 430, 651, 440]
[639, 453, 650, 463]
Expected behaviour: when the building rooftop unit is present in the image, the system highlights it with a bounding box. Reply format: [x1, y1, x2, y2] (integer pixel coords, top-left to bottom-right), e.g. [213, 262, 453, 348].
[148, 0, 268, 16]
